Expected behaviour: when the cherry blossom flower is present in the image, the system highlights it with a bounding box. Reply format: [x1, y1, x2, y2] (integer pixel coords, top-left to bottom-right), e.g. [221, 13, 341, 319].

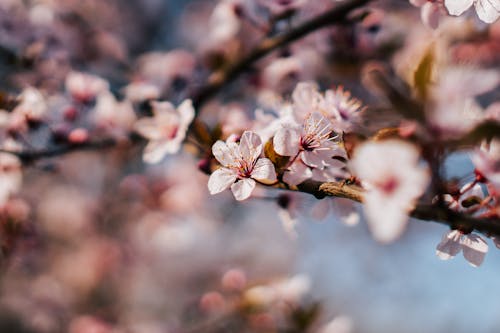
[444, 0, 500, 23]
[434, 182, 489, 266]
[290, 82, 364, 132]
[208, 131, 277, 201]
[350, 140, 430, 243]
[134, 99, 195, 163]
[321, 86, 365, 133]
[93, 92, 136, 140]
[12, 87, 48, 122]
[65, 71, 109, 103]
[436, 230, 488, 266]
[273, 112, 346, 186]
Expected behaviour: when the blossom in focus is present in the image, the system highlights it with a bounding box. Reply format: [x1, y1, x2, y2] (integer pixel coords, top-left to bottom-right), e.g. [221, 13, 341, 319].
[444, 0, 500, 23]
[134, 99, 195, 163]
[350, 140, 430, 243]
[436, 230, 488, 267]
[273, 112, 346, 186]
[208, 131, 277, 201]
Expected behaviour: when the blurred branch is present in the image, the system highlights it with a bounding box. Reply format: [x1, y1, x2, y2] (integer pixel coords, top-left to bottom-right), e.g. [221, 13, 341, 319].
[191, 0, 372, 110]
[0, 136, 141, 164]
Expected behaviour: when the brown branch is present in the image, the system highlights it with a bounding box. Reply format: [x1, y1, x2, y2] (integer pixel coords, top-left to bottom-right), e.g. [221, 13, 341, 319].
[191, 0, 372, 110]
[290, 179, 500, 237]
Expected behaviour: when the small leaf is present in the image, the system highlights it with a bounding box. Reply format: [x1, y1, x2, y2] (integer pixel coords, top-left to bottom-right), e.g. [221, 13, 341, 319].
[413, 45, 435, 99]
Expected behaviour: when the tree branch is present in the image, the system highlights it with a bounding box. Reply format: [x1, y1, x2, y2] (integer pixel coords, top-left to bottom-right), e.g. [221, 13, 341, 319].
[291, 179, 500, 237]
[191, 0, 372, 109]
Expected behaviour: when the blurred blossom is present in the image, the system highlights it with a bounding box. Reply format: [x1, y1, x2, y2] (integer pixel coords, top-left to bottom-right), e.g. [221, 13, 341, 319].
[135, 50, 196, 95]
[65, 72, 110, 103]
[319, 316, 353, 333]
[134, 99, 195, 163]
[350, 140, 430, 243]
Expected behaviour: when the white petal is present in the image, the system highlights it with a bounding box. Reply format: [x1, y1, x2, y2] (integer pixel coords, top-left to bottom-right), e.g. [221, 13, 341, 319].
[461, 234, 488, 267]
[436, 230, 463, 260]
[273, 127, 300, 156]
[231, 178, 256, 201]
[239, 131, 263, 162]
[474, 0, 500, 23]
[212, 140, 236, 166]
[208, 168, 237, 195]
[283, 161, 313, 186]
[177, 99, 195, 127]
[444, 0, 473, 15]
[134, 118, 163, 140]
[364, 193, 409, 243]
[143, 141, 171, 163]
[292, 82, 321, 116]
[251, 158, 277, 182]
[421, 2, 441, 29]
[300, 150, 326, 169]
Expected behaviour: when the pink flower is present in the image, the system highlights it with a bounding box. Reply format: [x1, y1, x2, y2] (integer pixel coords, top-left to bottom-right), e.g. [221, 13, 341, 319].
[321, 86, 365, 133]
[436, 230, 488, 267]
[65, 71, 109, 102]
[410, 0, 445, 29]
[208, 131, 277, 201]
[444, 0, 500, 23]
[273, 112, 346, 186]
[350, 140, 430, 243]
[134, 99, 195, 163]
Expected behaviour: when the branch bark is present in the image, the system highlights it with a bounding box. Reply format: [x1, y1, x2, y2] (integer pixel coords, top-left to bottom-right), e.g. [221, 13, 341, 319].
[293, 179, 500, 237]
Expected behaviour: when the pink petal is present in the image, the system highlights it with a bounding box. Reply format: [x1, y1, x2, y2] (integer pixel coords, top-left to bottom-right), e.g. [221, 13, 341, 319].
[410, 0, 428, 7]
[230, 178, 256, 201]
[239, 131, 263, 162]
[301, 149, 331, 169]
[134, 118, 163, 140]
[212, 140, 236, 166]
[143, 140, 171, 163]
[436, 230, 462, 260]
[251, 158, 277, 182]
[364, 194, 409, 243]
[421, 2, 441, 29]
[444, 0, 473, 15]
[283, 161, 313, 186]
[461, 234, 488, 267]
[177, 99, 195, 127]
[208, 167, 238, 195]
[292, 82, 321, 116]
[273, 127, 300, 156]
[474, 0, 500, 23]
